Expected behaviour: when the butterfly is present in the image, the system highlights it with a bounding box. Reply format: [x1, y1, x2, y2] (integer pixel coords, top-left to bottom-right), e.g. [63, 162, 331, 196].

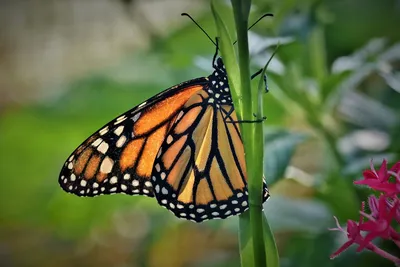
[59, 49, 270, 222]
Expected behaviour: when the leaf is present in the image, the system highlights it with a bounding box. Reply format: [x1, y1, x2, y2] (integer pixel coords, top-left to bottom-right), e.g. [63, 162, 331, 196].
[336, 90, 399, 131]
[264, 195, 332, 233]
[264, 127, 309, 185]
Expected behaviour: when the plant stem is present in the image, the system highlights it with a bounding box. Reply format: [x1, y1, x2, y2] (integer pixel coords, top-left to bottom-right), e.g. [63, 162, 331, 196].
[369, 243, 400, 265]
[231, 1, 267, 266]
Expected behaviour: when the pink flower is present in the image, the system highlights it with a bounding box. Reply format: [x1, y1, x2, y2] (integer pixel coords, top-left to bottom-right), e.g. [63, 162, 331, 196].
[329, 204, 374, 259]
[358, 196, 399, 251]
[330, 159, 400, 264]
[354, 159, 400, 196]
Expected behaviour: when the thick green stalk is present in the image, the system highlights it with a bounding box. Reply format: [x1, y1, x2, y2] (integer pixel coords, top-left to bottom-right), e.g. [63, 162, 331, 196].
[212, 1, 279, 266]
[231, 1, 266, 267]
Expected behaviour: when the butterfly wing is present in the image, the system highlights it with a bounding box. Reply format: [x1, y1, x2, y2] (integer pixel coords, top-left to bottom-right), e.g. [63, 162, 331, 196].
[59, 79, 206, 197]
[151, 88, 270, 222]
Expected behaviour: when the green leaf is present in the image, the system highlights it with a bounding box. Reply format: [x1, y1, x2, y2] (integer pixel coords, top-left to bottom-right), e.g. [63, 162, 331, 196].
[264, 128, 309, 185]
[211, 0, 240, 110]
[264, 195, 332, 233]
[239, 211, 280, 267]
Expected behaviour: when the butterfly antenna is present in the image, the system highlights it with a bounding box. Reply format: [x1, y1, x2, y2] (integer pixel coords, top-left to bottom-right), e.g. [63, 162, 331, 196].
[181, 13, 217, 46]
[233, 13, 274, 45]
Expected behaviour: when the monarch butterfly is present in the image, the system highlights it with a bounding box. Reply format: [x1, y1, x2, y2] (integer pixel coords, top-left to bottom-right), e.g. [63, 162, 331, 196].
[59, 26, 271, 223]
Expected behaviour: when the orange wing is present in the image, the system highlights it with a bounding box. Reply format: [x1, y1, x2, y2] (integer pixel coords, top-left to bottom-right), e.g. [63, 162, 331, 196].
[59, 80, 205, 197]
[150, 89, 270, 222]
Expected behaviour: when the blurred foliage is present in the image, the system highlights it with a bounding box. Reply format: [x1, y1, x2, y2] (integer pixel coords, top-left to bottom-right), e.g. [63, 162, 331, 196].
[1, 0, 400, 266]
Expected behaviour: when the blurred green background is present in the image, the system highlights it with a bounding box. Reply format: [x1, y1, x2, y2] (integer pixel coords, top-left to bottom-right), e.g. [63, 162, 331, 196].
[1, 0, 400, 266]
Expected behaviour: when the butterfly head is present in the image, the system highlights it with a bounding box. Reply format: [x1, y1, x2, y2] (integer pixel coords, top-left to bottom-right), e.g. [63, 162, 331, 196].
[214, 57, 226, 74]
[206, 57, 232, 105]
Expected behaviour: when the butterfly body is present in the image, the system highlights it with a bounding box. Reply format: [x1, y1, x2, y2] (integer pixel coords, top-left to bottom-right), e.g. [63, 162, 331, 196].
[59, 57, 269, 222]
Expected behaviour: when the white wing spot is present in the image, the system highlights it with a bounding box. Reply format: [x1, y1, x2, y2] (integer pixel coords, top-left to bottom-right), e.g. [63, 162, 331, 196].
[80, 180, 87, 187]
[232, 200, 238, 204]
[93, 190, 98, 194]
[68, 185, 73, 190]
[220, 204, 227, 210]
[234, 208, 240, 212]
[110, 187, 117, 192]
[237, 192, 243, 198]
[92, 138, 103, 147]
[155, 163, 161, 172]
[210, 203, 217, 208]
[197, 208, 205, 213]
[138, 102, 147, 108]
[225, 210, 231, 215]
[180, 213, 187, 217]
[208, 98, 215, 103]
[169, 203, 175, 209]
[160, 172, 166, 179]
[177, 204, 184, 209]
[100, 156, 114, 173]
[177, 111, 184, 121]
[219, 81, 224, 86]
[166, 135, 173, 144]
[132, 189, 139, 193]
[93, 182, 99, 188]
[70, 174, 76, 181]
[67, 162, 73, 169]
[144, 181, 152, 187]
[143, 189, 150, 194]
[114, 125, 124, 136]
[123, 174, 130, 180]
[212, 211, 219, 216]
[242, 201, 248, 207]
[116, 135, 127, 148]
[132, 180, 139, 187]
[161, 199, 167, 204]
[101, 187, 105, 192]
[97, 142, 109, 154]
[190, 213, 196, 218]
[68, 155, 74, 161]
[110, 176, 118, 184]
[132, 112, 141, 122]
[157, 148, 162, 158]
[224, 88, 229, 92]
[114, 115, 127, 125]
[155, 185, 160, 193]
[161, 187, 168, 195]
[99, 127, 109, 136]
[215, 93, 220, 98]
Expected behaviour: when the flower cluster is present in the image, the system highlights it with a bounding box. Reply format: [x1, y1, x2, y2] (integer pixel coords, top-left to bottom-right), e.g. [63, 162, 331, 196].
[330, 159, 400, 264]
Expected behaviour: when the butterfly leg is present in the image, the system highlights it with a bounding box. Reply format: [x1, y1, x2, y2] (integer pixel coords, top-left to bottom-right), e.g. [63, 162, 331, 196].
[212, 38, 219, 68]
[227, 117, 266, 124]
[223, 105, 266, 124]
[251, 70, 268, 93]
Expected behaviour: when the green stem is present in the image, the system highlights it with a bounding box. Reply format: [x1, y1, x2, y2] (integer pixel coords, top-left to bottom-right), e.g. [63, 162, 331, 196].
[231, 1, 266, 267]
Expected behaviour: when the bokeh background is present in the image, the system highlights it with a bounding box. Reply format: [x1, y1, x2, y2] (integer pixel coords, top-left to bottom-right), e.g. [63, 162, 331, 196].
[1, 0, 400, 266]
